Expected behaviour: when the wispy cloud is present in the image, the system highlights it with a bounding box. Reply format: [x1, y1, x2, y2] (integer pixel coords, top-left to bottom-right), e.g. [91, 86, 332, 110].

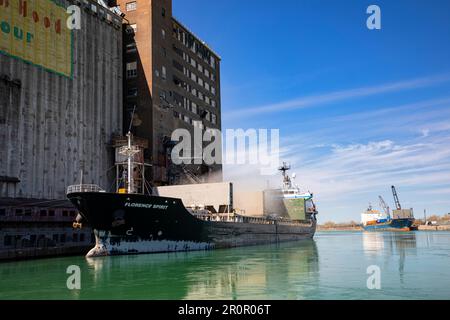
[225, 74, 450, 119]
[223, 73, 450, 221]
[421, 129, 430, 138]
[223, 109, 450, 221]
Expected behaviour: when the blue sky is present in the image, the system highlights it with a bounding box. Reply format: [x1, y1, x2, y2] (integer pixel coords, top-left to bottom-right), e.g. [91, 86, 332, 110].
[173, 0, 450, 222]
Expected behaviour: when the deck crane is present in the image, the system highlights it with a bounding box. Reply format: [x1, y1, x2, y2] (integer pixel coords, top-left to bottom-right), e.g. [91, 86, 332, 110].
[378, 195, 390, 219]
[391, 185, 402, 210]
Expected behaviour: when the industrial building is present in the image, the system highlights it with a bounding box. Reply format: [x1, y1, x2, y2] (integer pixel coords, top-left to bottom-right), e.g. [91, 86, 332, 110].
[0, 0, 223, 260]
[0, 0, 123, 200]
[118, 0, 223, 185]
[0, 0, 124, 259]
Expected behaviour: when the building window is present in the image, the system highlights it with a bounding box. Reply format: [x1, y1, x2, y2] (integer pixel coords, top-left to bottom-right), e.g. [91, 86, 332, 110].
[211, 114, 217, 125]
[198, 64, 203, 73]
[211, 87, 216, 95]
[173, 45, 183, 57]
[60, 234, 66, 243]
[73, 233, 78, 242]
[30, 235, 37, 246]
[211, 100, 216, 108]
[205, 96, 210, 104]
[159, 90, 167, 101]
[48, 210, 55, 217]
[126, 104, 137, 113]
[198, 77, 203, 86]
[62, 210, 69, 217]
[193, 121, 204, 130]
[4, 235, 12, 246]
[190, 58, 196, 68]
[205, 69, 210, 78]
[126, 43, 137, 53]
[173, 60, 183, 73]
[190, 73, 196, 82]
[0, 208, 6, 216]
[191, 102, 197, 114]
[162, 7, 166, 17]
[126, 61, 138, 78]
[52, 234, 59, 243]
[126, 1, 137, 11]
[205, 82, 210, 91]
[162, 29, 166, 39]
[127, 88, 138, 97]
[161, 66, 167, 80]
[15, 209, 23, 216]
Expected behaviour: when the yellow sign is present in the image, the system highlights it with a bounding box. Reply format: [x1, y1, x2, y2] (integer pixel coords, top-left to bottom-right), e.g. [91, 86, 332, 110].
[0, 0, 73, 78]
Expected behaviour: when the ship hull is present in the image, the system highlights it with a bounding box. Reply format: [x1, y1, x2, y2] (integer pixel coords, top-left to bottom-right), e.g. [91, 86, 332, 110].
[362, 218, 414, 231]
[67, 192, 316, 257]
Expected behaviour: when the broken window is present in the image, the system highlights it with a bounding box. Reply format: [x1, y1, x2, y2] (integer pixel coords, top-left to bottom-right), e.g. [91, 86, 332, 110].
[127, 88, 138, 97]
[126, 62, 138, 78]
[4, 235, 12, 246]
[126, 2, 137, 11]
[126, 43, 137, 53]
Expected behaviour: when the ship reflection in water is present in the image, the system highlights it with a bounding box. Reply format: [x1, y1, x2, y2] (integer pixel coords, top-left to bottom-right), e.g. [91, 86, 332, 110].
[1, 232, 450, 299]
[85, 240, 319, 300]
[362, 232, 417, 284]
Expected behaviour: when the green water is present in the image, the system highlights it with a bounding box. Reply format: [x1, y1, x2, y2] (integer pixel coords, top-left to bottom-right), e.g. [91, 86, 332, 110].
[0, 231, 449, 300]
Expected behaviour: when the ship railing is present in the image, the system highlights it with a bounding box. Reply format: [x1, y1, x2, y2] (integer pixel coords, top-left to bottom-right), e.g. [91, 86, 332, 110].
[67, 184, 105, 194]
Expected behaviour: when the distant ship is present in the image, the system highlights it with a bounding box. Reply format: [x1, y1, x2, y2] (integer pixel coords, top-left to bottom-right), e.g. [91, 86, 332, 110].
[67, 133, 318, 257]
[361, 186, 415, 231]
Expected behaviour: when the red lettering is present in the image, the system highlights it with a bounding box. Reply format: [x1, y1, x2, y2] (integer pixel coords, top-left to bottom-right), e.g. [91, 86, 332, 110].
[32, 11, 39, 23]
[44, 17, 50, 28]
[19, 0, 27, 17]
[55, 19, 61, 34]
[0, 0, 10, 8]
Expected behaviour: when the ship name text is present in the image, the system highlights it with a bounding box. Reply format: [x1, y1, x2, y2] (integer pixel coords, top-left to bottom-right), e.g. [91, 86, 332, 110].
[124, 203, 169, 210]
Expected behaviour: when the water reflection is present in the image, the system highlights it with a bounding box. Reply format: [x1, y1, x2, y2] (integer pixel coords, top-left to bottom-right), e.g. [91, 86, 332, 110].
[2, 232, 450, 299]
[84, 240, 319, 299]
[362, 232, 417, 284]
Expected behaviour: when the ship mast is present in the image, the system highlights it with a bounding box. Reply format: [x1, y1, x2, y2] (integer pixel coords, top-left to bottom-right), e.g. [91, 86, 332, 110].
[127, 132, 133, 193]
[118, 131, 140, 194]
[278, 162, 292, 190]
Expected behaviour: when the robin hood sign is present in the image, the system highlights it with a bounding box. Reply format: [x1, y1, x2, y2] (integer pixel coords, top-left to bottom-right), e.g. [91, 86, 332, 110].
[0, 0, 73, 78]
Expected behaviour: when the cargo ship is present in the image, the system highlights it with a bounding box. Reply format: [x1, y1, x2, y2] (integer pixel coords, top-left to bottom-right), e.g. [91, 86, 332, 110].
[67, 133, 318, 257]
[361, 187, 415, 231]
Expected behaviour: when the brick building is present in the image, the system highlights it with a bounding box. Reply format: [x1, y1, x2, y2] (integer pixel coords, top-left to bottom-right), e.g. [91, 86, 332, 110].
[117, 0, 222, 185]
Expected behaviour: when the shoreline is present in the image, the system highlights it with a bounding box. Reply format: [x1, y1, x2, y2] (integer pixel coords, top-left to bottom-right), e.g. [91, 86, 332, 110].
[317, 225, 450, 232]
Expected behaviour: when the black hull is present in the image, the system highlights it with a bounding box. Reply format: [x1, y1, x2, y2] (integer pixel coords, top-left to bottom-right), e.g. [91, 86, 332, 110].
[67, 192, 316, 257]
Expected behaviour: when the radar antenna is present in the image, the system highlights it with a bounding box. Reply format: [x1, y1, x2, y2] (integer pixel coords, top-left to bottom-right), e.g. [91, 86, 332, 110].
[278, 162, 292, 189]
